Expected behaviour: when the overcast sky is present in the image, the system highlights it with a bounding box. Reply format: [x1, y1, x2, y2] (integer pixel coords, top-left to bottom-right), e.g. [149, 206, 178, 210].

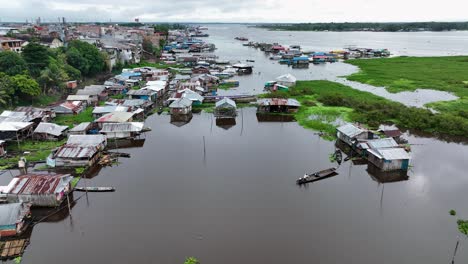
[0, 0, 467, 23]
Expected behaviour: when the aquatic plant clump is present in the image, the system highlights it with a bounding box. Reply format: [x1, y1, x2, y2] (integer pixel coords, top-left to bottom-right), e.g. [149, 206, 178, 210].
[457, 220, 468, 236]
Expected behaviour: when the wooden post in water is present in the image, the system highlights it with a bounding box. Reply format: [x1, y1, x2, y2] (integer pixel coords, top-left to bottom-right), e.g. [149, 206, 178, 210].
[451, 238, 459, 264]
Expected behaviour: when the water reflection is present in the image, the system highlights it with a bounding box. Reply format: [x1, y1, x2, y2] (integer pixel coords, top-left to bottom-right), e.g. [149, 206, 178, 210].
[256, 113, 296, 122]
[367, 163, 410, 183]
[170, 114, 193, 127]
[215, 118, 236, 130]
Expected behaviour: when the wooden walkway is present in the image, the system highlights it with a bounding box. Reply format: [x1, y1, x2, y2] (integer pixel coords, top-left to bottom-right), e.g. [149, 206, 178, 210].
[0, 239, 29, 260]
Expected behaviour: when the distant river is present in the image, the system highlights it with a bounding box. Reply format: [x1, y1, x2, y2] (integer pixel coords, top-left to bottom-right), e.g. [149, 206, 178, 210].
[207, 24, 462, 106]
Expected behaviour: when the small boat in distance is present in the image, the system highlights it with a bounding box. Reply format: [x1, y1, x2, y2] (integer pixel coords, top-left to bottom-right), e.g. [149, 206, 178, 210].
[296, 167, 338, 185]
[74, 187, 116, 192]
[235, 37, 249, 41]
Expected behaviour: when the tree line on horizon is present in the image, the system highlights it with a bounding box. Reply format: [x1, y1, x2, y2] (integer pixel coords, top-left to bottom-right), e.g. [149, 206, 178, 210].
[258, 22, 468, 32]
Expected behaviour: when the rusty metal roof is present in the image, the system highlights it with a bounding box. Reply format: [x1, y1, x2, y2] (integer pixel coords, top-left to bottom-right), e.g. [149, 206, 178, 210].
[55, 145, 98, 159]
[3, 174, 72, 195]
[257, 98, 301, 107]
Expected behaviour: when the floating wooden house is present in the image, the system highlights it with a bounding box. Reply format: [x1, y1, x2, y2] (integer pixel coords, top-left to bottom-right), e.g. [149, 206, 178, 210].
[48, 135, 107, 167]
[169, 98, 192, 115]
[32, 123, 69, 141]
[100, 122, 144, 139]
[257, 98, 300, 113]
[1, 174, 73, 207]
[0, 203, 31, 237]
[336, 124, 374, 147]
[232, 64, 253, 74]
[367, 148, 411, 172]
[214, 98, 237, 117]
[95, 112, 134, 128]
[92, 106, 130, 118]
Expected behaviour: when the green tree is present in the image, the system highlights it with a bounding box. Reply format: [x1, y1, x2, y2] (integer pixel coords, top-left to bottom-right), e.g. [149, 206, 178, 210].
[38, 59, 69, 93]
[11, 75, 41, 97]
[0, 89, 10, 106]
[67, 40, 105, 76]
[21, 42, 50, 77]
[0, 51, 28, 76]
[0, 73, 15, 96]
[66, 47, 89, 75]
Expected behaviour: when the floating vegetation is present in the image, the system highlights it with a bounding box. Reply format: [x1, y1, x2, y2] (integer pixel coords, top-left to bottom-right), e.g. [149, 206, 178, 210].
[450, 210, 457, 216]
[457, 220, 468, 236]
[184, 257, 199, 264]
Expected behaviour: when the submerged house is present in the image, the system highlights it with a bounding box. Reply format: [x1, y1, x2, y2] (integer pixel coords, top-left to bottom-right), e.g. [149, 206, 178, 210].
[169, 98, 192, 115]
[1, 174, 73, 207]
[0, 203, 31, 237]
[336, 124, 374, 147]
[100, 122, 144, 139]
[367, 148, 411, 171]
[257, 98, 300, 113]
[33, 123, 69, 141]
[214, 98, 237, 117]
[49, 135, 107, 167]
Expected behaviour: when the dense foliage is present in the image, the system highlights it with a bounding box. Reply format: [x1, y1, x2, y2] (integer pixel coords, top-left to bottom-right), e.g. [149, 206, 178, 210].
[0, 40, 105, 108]
[258, 22, 468, 32]
[263, 80, 468, 138]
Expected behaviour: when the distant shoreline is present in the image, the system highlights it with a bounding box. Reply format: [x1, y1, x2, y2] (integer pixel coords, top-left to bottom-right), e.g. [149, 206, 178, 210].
[255, 22, 468, 32]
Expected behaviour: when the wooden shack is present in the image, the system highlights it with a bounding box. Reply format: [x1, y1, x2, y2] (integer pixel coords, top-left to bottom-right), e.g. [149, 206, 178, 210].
[32, 123, 68, 141]
[214, 98, 237, 117]
[0, 203, 31, 237]
[367, 148, 411, 172]
[336, 123, 374, 147]
[257, 98, 300, 113]
[169, 98, 192, 115]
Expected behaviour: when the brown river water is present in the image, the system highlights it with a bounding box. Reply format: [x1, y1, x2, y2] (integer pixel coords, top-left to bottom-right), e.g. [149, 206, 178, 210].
[1, 24, 468, 264]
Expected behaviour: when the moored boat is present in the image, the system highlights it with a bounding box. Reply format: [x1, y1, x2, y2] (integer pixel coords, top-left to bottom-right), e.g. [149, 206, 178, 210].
[74, 187, 115, 192]
[296, 167, 338, 184]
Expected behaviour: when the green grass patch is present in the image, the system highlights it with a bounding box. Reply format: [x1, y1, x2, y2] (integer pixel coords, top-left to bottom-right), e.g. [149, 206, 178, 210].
[345, 56, 468, 117]
[127, 61, 184, 69]
[263, 80, 468, 138]
[458, 220, 468, 236]
[0, 139, 65, 167]
[218, 82, 238, 90]
[54, 107, 94, 127]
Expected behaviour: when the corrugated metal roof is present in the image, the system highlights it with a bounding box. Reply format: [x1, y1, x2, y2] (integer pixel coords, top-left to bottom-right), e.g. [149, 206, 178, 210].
[180, 89, 204, 102]
[337, 124, 365, 138]
[100, 122, 144, 133]
[34, 123, 68, 136]
[257, 98, 301, 107]
[169, 98, 192, 108]
[216, 98, 236, 108]
[69, 122, 91, 132]
[67, 95, 91, 101]
[0, 203, 30, 226]
[367, 138, 398, 149]
[67, 134, 106, 147]
[55, 145, 98, 158]
[368, 148, 411, 160]
[92, 106, 129, 114]
[127, 89, 155, 96]
[96, 112, 134, 123]
[4, 174, 72, 195]
[0, 122, 34, 132]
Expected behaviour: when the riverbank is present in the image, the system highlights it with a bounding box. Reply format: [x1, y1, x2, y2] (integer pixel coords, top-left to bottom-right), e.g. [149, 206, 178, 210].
[261, 80, 468, 139]
[344, 56, 468, 118]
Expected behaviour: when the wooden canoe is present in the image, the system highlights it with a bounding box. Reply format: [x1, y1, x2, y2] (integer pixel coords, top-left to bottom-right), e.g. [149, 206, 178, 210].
[296, 167, 338, 185]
